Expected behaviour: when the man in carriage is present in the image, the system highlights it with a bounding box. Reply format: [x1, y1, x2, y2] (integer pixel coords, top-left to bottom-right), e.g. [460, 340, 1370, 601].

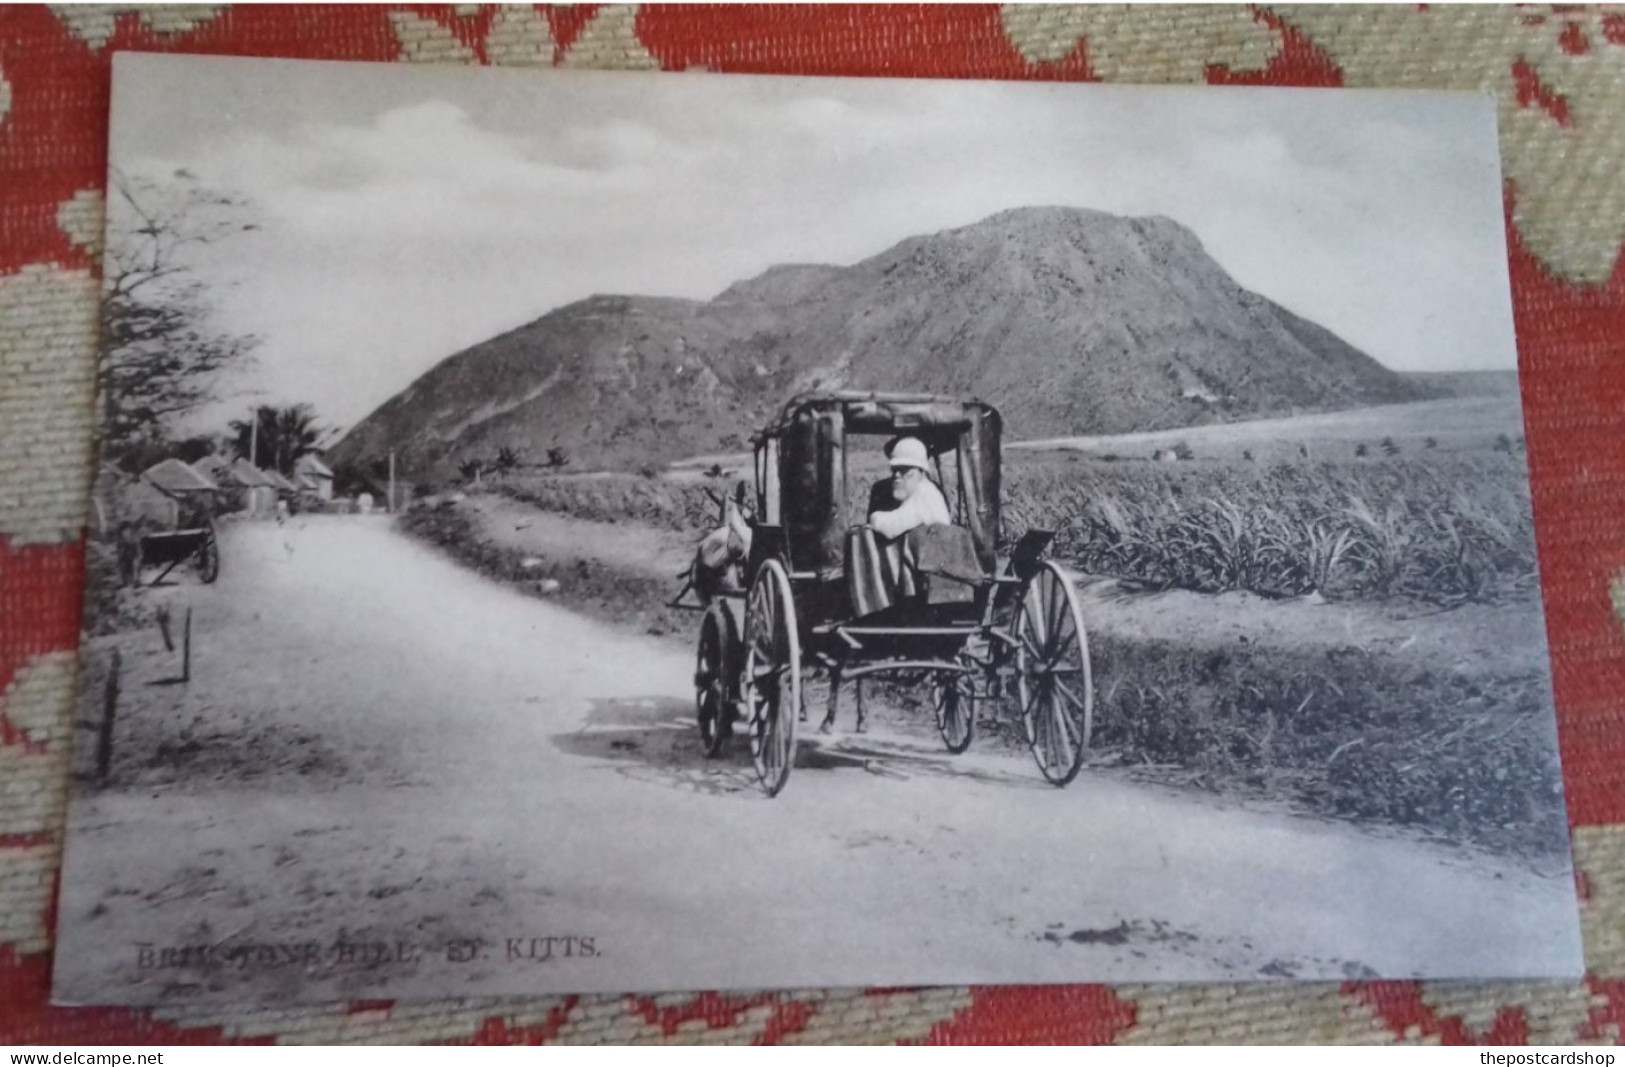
[866, 435, 951, 539]
[852, 434, 980, 616]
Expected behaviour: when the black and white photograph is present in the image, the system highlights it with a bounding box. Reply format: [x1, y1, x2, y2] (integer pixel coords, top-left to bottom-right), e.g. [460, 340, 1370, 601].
[56, 52, 1581, 1006]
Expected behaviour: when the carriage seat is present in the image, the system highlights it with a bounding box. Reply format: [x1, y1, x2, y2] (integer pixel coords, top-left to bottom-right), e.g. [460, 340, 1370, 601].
[846, 523, 981, 618]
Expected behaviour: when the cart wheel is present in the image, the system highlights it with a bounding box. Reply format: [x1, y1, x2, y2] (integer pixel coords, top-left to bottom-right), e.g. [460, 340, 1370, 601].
[695, 604, 738, 758]
[744, 558, 801, 797]
[196, 521, 220, 585]
[934, 672, 974, 754]
[1014, 560, 1094, 786]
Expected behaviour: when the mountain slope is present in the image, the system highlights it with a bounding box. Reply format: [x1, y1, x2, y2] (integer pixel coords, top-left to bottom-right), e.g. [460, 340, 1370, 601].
[331, 206, 1426, 475]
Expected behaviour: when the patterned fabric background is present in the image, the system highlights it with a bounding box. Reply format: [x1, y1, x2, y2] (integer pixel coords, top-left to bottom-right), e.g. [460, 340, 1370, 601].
[2, 3, 1624, 1045]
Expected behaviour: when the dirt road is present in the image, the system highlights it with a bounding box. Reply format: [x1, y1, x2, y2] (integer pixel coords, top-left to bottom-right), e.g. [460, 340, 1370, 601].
[53, 516, 1581, 1005]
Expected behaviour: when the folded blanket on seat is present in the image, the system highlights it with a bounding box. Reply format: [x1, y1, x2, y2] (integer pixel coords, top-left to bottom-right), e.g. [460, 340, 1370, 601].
[847, 525, 896, 618]
[904, 524, 982, 604]
[846, 524, 982, 617]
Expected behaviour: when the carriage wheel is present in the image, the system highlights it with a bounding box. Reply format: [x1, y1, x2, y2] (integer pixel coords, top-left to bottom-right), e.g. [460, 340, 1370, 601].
[744, 559, 801, 798]
[1014, 560, 1094, 786]
[195, 521, 220, 585]
[695, 604, 738, 758]
[934, 671, 974, 754]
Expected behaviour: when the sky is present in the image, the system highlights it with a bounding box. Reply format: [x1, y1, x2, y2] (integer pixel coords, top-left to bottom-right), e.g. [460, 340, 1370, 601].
[108, 53, 1520, 436]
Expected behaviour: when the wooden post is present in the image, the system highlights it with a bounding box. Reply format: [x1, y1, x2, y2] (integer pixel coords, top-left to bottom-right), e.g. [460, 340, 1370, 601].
[388, 450, 397, 514]
[181, 606, 192, 684]
[156, 605, 174, 652]
[98, 648, 120, 781]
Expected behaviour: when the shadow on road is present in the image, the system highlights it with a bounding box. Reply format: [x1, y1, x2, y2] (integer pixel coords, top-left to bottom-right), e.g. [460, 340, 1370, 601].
[551, 696, 1050, 798]
[549, 696, 759, 798]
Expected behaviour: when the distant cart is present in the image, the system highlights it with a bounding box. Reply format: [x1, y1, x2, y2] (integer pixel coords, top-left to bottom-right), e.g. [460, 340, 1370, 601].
[118, 458, 223, 587]
[678, 391, 1092, 797]
[123, 515, 219, 587]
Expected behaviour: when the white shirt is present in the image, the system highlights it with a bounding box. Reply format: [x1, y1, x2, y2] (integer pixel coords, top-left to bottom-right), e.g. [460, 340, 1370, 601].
[869, 476, 952, 539]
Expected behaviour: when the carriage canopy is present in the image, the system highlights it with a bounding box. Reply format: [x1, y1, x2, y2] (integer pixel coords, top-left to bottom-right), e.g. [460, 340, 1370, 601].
[752, 391, 1003, 577]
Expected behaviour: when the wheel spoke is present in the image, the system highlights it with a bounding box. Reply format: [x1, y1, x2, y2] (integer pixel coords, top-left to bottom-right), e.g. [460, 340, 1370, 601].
[1052, 676, 1088, 718]
[1034, 692, 1056, 768]
[1049, 695, 1075, 766]
[1020, 682, 1044, 730]
[1030, 583, 1050, 646]
[1043, 575, 1065, 650]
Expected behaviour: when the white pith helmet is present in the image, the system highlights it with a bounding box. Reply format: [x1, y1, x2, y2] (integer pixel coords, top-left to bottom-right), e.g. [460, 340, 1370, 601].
[888, 436, 930, 471]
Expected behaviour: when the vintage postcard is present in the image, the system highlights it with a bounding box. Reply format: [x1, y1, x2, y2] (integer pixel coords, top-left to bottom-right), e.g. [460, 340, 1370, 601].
[55, 53, 1581, 1005]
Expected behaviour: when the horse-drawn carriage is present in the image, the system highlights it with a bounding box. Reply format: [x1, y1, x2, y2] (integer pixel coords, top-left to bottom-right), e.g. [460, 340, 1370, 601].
[682, 391, 1093, 797]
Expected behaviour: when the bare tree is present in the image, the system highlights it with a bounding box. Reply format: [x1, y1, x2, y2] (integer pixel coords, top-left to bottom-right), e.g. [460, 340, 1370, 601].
[100, 167, 260, 460]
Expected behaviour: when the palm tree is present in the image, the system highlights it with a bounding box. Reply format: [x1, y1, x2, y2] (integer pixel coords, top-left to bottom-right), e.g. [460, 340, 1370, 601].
[230, 403, 323, 476]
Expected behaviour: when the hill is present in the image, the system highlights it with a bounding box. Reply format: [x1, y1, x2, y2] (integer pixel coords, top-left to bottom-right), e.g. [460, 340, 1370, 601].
[331, 206, 1427, 476]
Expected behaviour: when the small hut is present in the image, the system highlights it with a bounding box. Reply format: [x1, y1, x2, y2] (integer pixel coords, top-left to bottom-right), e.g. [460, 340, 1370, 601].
[130, 458, 220, 528]
[293, 453, 334, 501]
[261, 467, 298, 496]
[195, 457, 280, 515]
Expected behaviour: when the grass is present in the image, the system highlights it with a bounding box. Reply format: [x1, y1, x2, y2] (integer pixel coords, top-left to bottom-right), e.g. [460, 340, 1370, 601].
[496, 471, 721, 532]
[1083, 633, 1566, 858]
[1003, 453, 1539, 605]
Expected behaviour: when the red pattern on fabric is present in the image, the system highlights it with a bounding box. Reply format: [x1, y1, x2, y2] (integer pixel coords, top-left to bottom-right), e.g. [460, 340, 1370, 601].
[754, 999, 814, 1045]
[625, 990, 798, 1037]
[906, 985, 1137, 1045]
[1604, 13, 1625, 46]
[1580, 975, 1625, 1042]
[544, 5, 603, 61]
[635, 4, 1092, 80]
[1206, 8, 1344, 88]
[0, 6, 404, 276]
[0, 7, 111, 273]
[1559, 21, 1591, 55]
[1505, 194, 1625, 827]
[1512, 56, 1574, 127]
[438, 999, 578, 1045]
[0, 538, 85, 717]
[1346, 982, 1531, 1044]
